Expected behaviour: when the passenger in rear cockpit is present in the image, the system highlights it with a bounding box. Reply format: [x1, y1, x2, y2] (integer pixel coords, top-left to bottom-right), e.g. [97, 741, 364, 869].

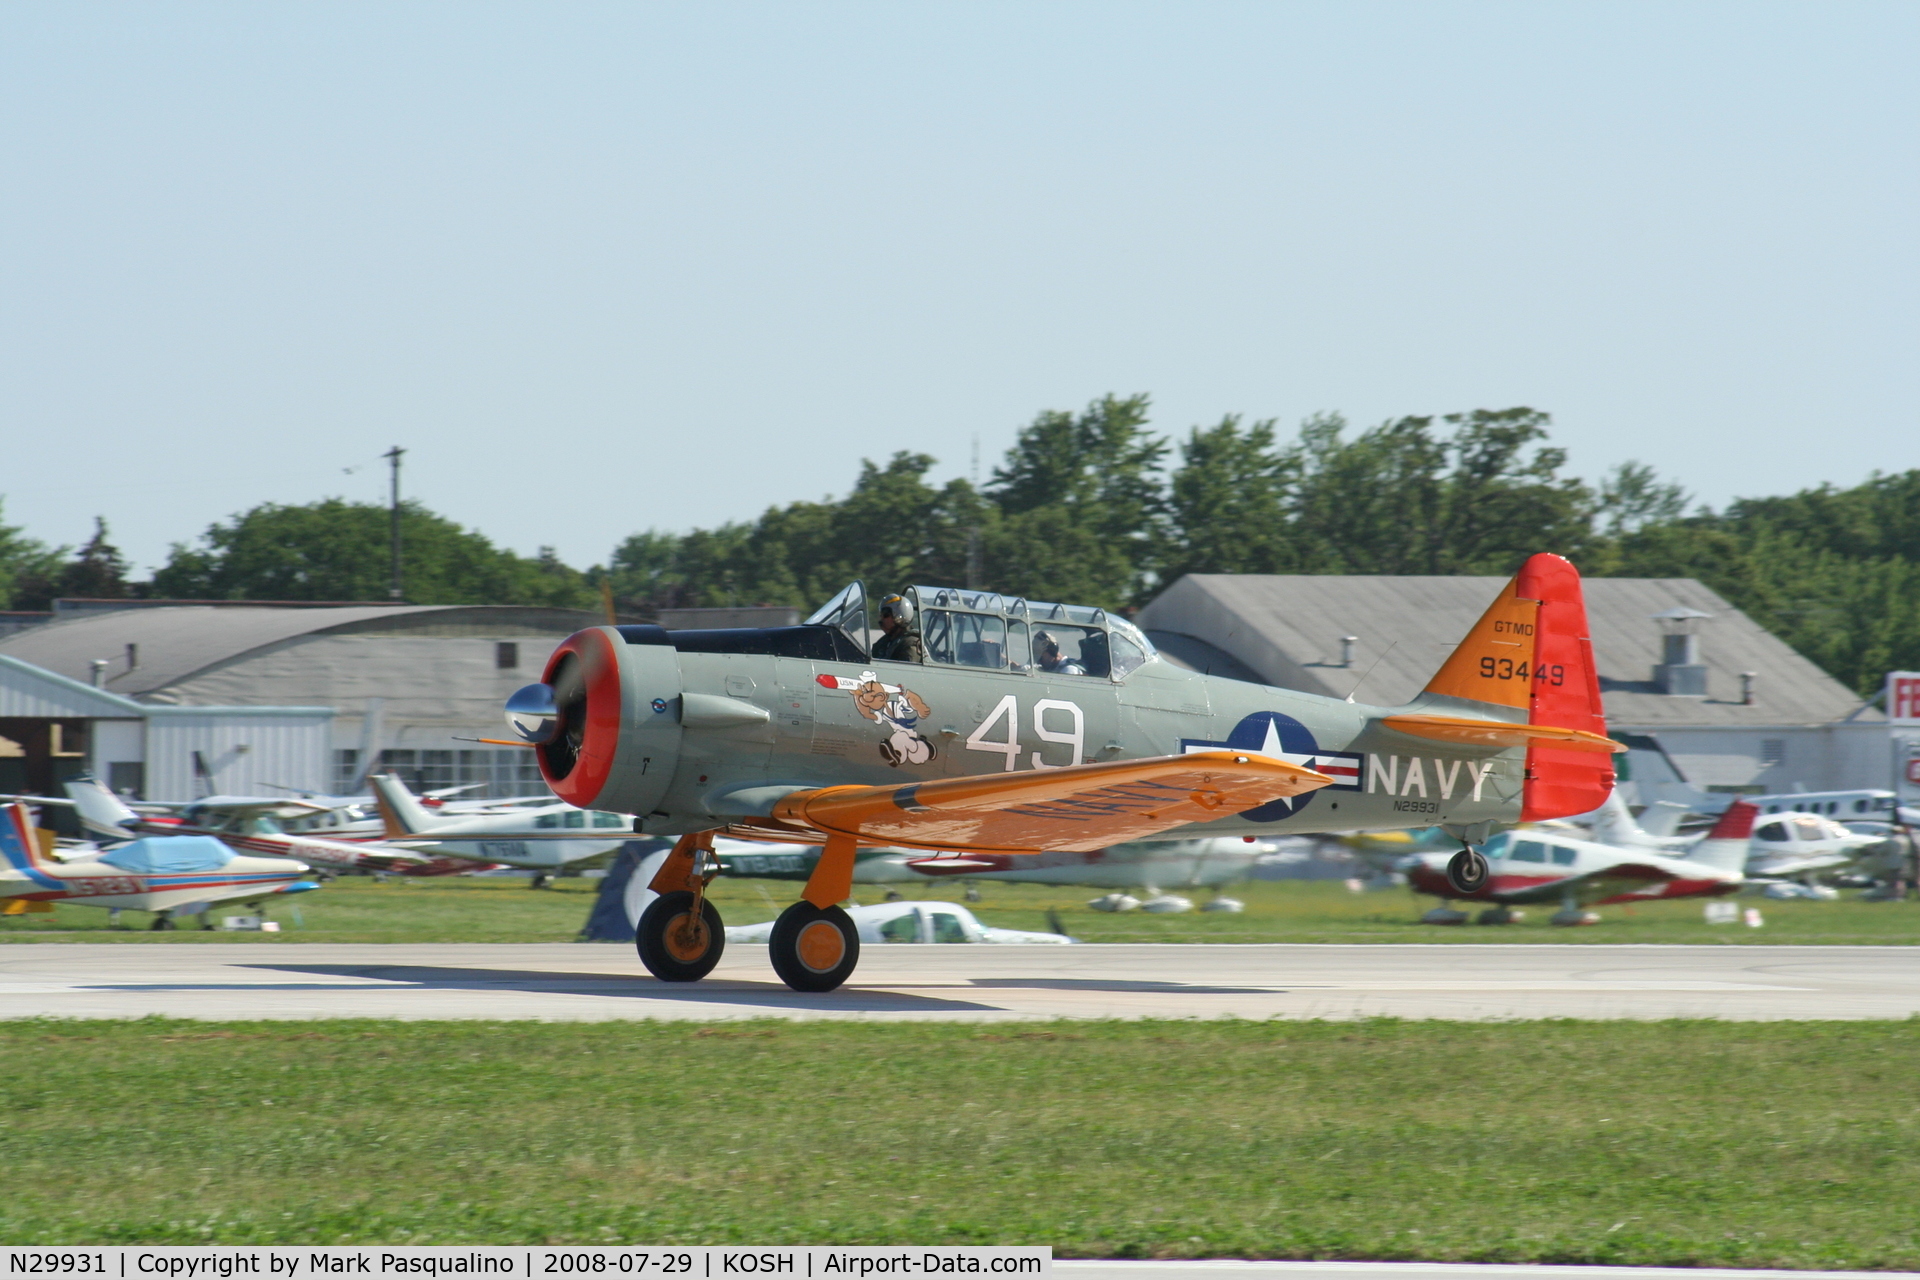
[1034, 631, 1087, 677]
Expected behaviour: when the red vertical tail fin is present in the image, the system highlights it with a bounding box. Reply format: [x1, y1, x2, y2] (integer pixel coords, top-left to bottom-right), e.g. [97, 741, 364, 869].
[1516, 554, 1615, 820]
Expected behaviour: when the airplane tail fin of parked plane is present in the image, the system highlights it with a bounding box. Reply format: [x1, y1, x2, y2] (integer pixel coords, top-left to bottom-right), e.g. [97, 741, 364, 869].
[1414, 553, 1620, 822]
[61, 775, 144, 840]
[0, 802, 54, 873]
[369, 773, 435, 838]
[1587, 790, 1660, 849]
[1685, 800, 1757, 874]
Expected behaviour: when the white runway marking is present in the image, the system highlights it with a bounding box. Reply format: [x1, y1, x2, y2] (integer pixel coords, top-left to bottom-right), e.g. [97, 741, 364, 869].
[0, 943, 1914, 1021]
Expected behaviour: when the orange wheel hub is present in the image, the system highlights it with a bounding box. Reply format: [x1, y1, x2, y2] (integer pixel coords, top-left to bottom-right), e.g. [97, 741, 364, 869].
[662, 912, 710, 963]
[795, 919, 846, 972]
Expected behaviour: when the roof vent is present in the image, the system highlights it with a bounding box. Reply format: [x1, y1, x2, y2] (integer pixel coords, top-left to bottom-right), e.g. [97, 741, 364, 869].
[1651, 607, 1711, 696]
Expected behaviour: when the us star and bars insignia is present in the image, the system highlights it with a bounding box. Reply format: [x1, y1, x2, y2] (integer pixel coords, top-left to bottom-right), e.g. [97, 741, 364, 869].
[1179, 710, 1363, 821]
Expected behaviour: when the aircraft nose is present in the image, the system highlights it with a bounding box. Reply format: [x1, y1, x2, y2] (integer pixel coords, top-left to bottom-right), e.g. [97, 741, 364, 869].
[505, 682, 560, 744]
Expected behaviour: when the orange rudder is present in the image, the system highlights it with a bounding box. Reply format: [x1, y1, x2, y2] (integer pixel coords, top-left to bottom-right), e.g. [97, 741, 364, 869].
[1514, 553, 1615, 820]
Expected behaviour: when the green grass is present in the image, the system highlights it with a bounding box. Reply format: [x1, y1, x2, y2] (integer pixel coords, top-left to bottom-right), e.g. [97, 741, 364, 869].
[2, 1017, 1918, 1268]
[6, 873, 1915, 945]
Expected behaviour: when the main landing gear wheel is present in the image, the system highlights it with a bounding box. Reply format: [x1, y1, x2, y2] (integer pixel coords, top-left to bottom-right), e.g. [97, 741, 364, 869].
[769, 902, 860, 993]
[1445, 847, 1491, 895]
[636, 890, 726, 982]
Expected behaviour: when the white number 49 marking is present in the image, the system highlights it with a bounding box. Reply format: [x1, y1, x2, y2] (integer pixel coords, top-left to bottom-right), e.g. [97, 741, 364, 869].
[965, 695, 1084, 772]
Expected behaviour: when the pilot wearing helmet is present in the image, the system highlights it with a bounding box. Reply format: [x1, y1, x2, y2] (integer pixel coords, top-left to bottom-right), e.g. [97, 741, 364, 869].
[873, 594, 925, 663]
[1034, 631, 1087, 676]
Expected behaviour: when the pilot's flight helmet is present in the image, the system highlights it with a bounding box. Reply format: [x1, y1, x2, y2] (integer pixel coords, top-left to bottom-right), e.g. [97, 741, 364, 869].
[879, 594, 914, 626]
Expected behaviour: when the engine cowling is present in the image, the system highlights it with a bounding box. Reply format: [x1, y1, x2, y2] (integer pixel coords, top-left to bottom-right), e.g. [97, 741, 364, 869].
[507, 626, 684, 814]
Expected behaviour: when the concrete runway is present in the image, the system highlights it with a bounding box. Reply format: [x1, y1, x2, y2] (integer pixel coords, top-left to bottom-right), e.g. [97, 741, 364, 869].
[2, 942, 1917, 1020]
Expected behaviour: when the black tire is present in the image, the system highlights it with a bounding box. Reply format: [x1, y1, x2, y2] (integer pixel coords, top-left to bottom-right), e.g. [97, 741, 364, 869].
[149, 914, 175, 932]
[769, 901, 860, 993]
[636, 891, 726, 982]
[1445, 847, 1490, 895]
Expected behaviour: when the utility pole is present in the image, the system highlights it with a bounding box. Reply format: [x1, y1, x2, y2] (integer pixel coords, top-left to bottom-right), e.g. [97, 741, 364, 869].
[384, 446, 405, 601]
[966, 434, 982, 589]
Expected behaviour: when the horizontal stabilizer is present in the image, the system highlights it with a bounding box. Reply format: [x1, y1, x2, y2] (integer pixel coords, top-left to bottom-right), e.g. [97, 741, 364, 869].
[1381, 714, 1623, 753]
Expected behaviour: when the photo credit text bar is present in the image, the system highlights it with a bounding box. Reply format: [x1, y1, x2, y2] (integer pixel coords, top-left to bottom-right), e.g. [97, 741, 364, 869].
[3, 1248, 1050, 1279]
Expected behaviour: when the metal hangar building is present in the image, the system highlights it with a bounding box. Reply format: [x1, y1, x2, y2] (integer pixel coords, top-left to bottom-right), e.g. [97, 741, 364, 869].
[0, 603, 601, 802]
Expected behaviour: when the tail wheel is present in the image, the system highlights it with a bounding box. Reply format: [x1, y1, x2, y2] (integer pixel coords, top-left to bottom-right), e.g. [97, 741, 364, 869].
[636, 890, 725, 982]
[1445, 847, 1490, 895]
[769, 902, 860, 993]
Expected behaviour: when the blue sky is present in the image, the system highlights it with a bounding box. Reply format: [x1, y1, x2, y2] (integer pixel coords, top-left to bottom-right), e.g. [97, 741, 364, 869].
[2, 2, 1914, 576]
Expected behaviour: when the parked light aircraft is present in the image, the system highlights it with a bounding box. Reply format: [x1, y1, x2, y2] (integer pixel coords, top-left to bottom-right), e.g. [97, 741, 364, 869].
[712, 836, 922, 883]
[1751, 789, 1902, 821]
[1587, 790, 1880, 883]
[365, 774, 631, 881]
[501, 553, 1624, 990]
[1746, 811, 1887, 881]
[900, 835, 1272, 893]
[711, 834, 1272, 896]
[1404, 800, 1756, 924]
[0, 801, 316, 929]
[723, 899, 1074, 947]
[61, 776, 426, 873]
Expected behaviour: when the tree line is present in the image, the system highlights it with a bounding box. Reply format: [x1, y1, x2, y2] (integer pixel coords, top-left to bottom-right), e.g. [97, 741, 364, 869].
[2, 395, 1913, 696]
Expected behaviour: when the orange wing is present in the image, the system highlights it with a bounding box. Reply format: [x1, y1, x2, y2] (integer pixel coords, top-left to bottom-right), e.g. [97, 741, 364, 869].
[764, 750, 1332, 854]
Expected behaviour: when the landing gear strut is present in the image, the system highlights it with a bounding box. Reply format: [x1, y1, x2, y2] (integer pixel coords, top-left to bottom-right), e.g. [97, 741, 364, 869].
[767, 832, 861, 993]
[634, 830, 867, 993]
[635, 833, 725, 982]
[1444, 845, 1490, 895]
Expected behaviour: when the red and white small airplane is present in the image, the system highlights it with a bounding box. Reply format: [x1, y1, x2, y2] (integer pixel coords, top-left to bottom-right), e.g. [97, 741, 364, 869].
[60, 776, 427, 874]
[1404, 800, 1757, 925]
[0, 801, 317, 930]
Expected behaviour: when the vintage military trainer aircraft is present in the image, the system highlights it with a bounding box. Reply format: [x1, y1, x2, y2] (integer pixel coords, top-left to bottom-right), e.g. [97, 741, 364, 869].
[502, 553, 1623, 991]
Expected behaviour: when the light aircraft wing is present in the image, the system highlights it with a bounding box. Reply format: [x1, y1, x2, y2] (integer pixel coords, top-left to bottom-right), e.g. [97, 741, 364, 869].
[1747, 852, 1853, 879]
[191, 796, 336, 820]
[1461, 859, 1683, 904]
[752, 750, 1332, 854]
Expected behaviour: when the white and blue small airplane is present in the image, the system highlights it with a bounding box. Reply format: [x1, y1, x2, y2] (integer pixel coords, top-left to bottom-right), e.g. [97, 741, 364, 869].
[0, 801, 318, 930]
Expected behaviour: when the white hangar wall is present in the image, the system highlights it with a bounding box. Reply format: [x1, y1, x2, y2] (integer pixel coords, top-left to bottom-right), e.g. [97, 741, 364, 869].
[0, 655, 333, 804]
[156, 630, 574, 794]
[0, 605, 599, 799]
[142, 708, 334, 801]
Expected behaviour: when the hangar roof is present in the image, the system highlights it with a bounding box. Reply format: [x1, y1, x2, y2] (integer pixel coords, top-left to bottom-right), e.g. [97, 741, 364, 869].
[1137, 574, 1876, 729]
[0, 605, 600, 700]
